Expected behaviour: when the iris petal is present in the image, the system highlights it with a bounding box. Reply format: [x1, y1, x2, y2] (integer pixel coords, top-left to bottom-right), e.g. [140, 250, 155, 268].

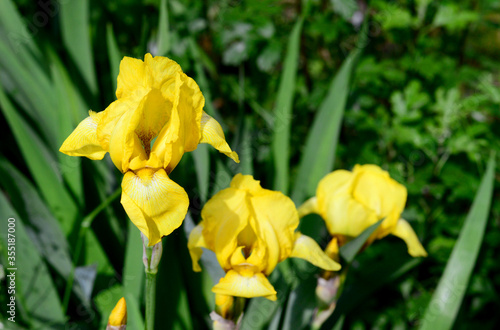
[200, 112, 239, 163]
[121, 168, 189, 246]
[187, 222, 208, 272]
[290, 233, 341, 271]
[59, 110, 106, 160]
[212, 270, 277, 301]
[391, 219, 428, 257]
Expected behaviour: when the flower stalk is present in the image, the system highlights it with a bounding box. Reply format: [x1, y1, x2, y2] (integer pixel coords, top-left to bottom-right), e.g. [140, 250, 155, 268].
[142, 233, 163, 330]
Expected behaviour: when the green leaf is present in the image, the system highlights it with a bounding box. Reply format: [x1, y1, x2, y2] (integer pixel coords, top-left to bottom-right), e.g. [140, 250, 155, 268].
[0, 85, 78, 232]
[192, 144, 210, 203]
[0, 0, 40, 56]
[272, 17, 304, 193]
[0, 158, 90, 309]
[291, 23, 366, 204]
[0, 194, 65, 327]
[123, 222, 145, 303]
[419, 153, 496, 330]
[339, 219, 384, 263]
[60, 0, 97, 95]
[106, 24, 122, 93]
[49, 50, 86, 205]
[157, 0, 170, 55]
[0, 38, 58, 146]
[322, 246, 422, 329]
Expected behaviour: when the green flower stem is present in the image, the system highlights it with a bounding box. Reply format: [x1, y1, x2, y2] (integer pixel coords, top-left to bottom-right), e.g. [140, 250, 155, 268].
[145, 271, 157, 330]
[142, 236, 162, 330]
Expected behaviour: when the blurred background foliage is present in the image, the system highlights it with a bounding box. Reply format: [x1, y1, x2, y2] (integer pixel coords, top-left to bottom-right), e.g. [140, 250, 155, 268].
[0, 0, 499, 329]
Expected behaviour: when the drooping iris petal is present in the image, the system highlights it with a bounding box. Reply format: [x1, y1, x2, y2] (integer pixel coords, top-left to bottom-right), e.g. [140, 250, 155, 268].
[121, 168, 189, 246]
[187, 223, 208, 272]
[200, 112, 239, 163]
[297, 196, 318, 218]
[290, 234, 341, 271]
[212, 270, 277, 301]
[59, 110, 106, 160]
[391, 219, 428, 257]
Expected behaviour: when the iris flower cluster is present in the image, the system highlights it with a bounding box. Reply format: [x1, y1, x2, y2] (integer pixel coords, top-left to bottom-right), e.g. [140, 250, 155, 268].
[61, 54, 426, 329]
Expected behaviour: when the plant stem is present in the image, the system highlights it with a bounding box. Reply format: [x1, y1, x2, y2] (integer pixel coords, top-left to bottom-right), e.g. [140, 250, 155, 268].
[145, 271, 157, 330]
[142, 235, 162, 330]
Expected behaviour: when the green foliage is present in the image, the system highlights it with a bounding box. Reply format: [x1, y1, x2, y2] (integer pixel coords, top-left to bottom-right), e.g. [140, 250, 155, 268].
[0, 0, 499, 329]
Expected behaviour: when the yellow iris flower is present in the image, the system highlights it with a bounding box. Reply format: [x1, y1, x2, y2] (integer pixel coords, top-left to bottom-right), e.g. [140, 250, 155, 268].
[188, 174, 340, 301]
[60, 54, 238, 245]
[298, 165, 427, 257]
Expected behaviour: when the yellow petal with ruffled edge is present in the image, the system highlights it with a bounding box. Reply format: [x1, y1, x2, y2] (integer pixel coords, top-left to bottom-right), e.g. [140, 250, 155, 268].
[290, 233, 341, 271]
[116, 56, 148, 99]
[323, 193, 378, 238]
[200, 111, 239, 163]
[249, 188, 298, 267]
[121, 168, 188, 246]
[391, 219, 427, 257]
[230, 173, 262, 194]
[144, 53, 182, 93]
[187, 222, 208, 272]
[201, 187, 250, 270]
[351, 164, 407, 234]
[153, 72, 204, 173]
[316, 169, 354, 215]
[212, 270, 277, 301]
[59, 110, 106, 160]
[108, 89, 168, 173]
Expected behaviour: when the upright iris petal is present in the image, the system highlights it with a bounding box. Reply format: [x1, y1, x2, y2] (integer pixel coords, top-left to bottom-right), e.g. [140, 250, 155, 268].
[188, 174, 340, 301]
[60, 54, 239, 245]
[298, 164, 427, 257]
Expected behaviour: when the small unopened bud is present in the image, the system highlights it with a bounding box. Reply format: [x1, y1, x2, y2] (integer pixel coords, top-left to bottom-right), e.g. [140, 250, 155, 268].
[106, 297, 127, 330]
[141, 233, 163, 274]
[316, 276, 340, 307]
[210, 311, 237, 330]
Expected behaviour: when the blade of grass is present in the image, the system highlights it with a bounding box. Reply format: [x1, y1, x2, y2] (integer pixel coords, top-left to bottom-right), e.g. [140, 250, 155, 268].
[419, 153, 496, 330]
[271, 16, 304, 194]
[157, 0, 170, 55]
[0, 84, 78, 231]
[291, 23, 367, 204]
[60, 0, 97, 95]
[0, 193, 65, 327]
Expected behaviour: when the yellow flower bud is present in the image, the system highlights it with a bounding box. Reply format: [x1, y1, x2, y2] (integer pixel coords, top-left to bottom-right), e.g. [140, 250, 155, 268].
[107, 297, 127, 329]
